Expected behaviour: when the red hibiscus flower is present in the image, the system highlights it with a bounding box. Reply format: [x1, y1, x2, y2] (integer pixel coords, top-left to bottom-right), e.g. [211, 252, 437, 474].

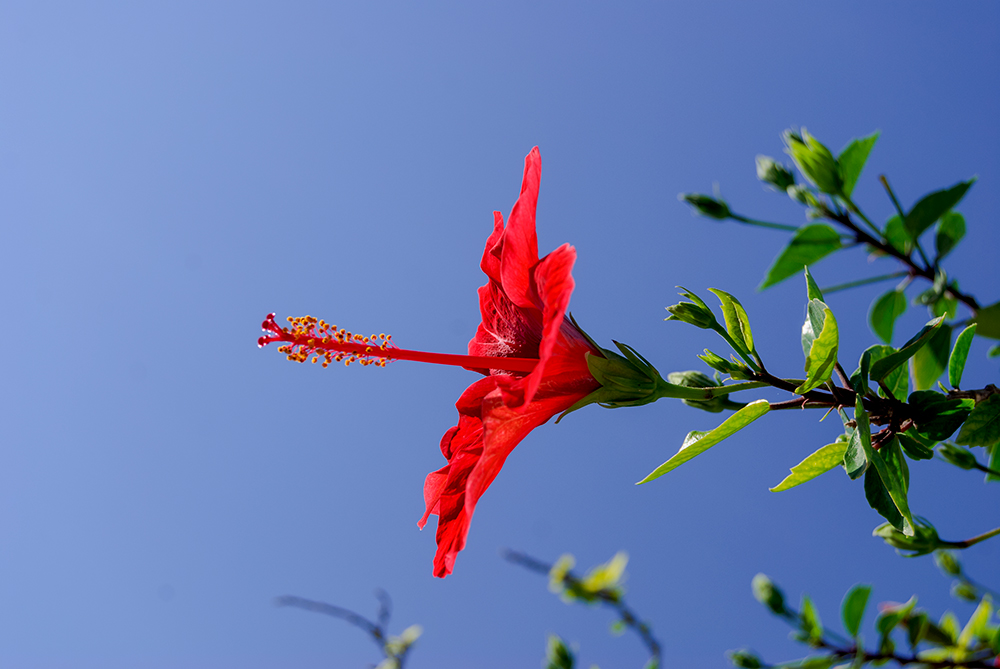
[417, 147, 602, 577]
[259, 148, 608, 578]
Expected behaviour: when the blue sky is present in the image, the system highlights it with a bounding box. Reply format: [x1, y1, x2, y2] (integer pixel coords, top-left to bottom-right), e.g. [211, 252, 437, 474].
[1, 2, 998, 667]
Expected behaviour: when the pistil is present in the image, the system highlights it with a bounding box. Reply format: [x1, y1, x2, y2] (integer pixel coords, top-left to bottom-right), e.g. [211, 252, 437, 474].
[259, 313, 538, 374]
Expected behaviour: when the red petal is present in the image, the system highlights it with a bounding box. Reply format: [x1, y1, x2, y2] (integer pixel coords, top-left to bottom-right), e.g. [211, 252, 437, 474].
[498, 147, 541, 310]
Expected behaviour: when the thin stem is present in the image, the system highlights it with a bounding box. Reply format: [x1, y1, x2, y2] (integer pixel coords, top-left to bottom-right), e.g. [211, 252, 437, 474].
[950, 526, 1000, 549]
[730, 213, 800, 232]
[842, 194, 885, 239]
[879, 175, 934, 269]
[973, 462, 1000, 478]
[821, 271, 909, 295]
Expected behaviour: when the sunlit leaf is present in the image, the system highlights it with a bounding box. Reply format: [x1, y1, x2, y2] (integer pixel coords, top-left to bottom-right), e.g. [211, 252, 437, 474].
[954, 394, 1000, 450]
[771, 441, 848, 492]
[841, 584, 872, 637]
[637, 400, 770, 483]
[869, 317, 945, 382]
[838, 132, 879, 197]
[708, 288, 755, 354]
[796, 301, 838, 394]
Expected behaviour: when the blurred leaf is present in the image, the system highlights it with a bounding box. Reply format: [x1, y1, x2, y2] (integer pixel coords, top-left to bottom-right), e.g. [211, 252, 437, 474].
[708, 288, 756, 354]
[796, 301, 839, 394]
[869, 289, 908, 344]
[880, 215, 912, 255]
[988, 444, 1000, 483]
[876, 596, 916, 636]
[909, 391, 973, 441]
[948, 324, 977, 388]
[544, 635, 575, 669]
[935, 211, 966, 260]
[760, 224, 843, 290]
[771, 441, 848, 492]
[973, 301, 1000, 340]
[931, 293, 958, 320]
[870, 317, 945, 382]
[638, 400, 770, 483]
[841, 584, 872, 638]
[912, 324, 952, 391]
[904, 178, 976, 239]
[954, 394, 1000, 449]
[958, 597, 992, 648]
[800, 595, 823, 642]
[838, 132, 879, 197]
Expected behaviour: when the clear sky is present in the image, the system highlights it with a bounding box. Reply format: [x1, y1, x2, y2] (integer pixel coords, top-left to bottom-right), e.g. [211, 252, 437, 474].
[1, 2, 998, 668]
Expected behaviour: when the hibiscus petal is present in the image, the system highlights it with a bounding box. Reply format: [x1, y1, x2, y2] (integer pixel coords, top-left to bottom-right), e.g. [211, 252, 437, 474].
[499, 147, 541, 310]
[479, 211, 505, 284]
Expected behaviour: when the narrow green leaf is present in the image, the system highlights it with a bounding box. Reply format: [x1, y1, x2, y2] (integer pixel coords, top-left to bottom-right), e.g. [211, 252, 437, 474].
[843, 403, 868, 481]
[855, 397, 915, 535]
[838, 131, 879, 197]
[796, 302, 839, 394]
[973, 301, 1000, 340]
[954, 394, 1000, 450]
[770, 441, 848, 491]
[800, 595, 823, 642]
[904, 178, 976, 239]
[987, 443, 1000, 483]
[637, 400, 770, 484]
[804, 267, 824, 302]
[869, 317, 945, 382]
[760, 224, 843, 290]
[911, 324, 952, 391]
[852, 345, 907, 400]
[991, 344, 1000, 358]
[869, 289, 907, 344]
[841, 584, 872, 637]
[958, 598, 993, 648]
[934, 211, 966, 260]
[708, 288, 755, 354]
[948, 324, 977, 388]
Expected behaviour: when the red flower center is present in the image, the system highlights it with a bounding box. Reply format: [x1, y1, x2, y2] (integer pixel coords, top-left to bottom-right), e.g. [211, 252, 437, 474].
[258, 313, 539, 374]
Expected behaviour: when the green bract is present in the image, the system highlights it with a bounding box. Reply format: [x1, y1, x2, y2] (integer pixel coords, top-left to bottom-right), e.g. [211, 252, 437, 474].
[784, 128, 842, 195]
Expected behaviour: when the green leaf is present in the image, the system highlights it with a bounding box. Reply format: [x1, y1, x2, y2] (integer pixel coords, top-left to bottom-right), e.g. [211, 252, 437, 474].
[897, 432, 935, 460]
[988, 444, 1000, 483]
[637, 400, 770, 483]
[853, 345, 907, 401]
[865, 439, 911, 532]
[880, 215, 912, 255]
[912, 324, 952, 391]
[948, 324, 977, 388]
[931, 293, 958, 320]
[760, 224, 843, 290]
[908, 391, 973, 441]
[855, 397, 915, 535]
[771, 441, 849, 491]
[800, 595, 823, 642]
[934, 211, 966, 260]
[869, 289, 908, 344]
[804, 267, 824, 302]
[544, 635, 575, 669]
[838, 131, 879, 197]
[796, 301, 839, 394]
[841, 584, 872, 637]
[904, 178, 976, 239]
[973, 301, 1000, 340]
[991, 344, 1000, 358]
[869, 317, 945, 382]
[708, 288, 755, 354]
[955, 394, 1000, 450]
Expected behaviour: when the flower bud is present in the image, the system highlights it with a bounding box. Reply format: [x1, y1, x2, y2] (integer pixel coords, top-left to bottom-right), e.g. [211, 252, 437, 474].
[784, 128, 843, 195]
[786, 184, 819, 207]
[933, 550, 961, 577]
[752, 573, 787, 614]
[727, 649, 763, 668]
[937, 443, 977, 470]
[950, 582, 978, 602]
[873, 519, 941, 556]
[665, 301, 719, 329]
[680, 193, 732, 220]
[756, 155, 796, 191]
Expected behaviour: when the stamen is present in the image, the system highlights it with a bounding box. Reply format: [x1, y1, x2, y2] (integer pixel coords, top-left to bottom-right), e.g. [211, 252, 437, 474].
[258, 313, 538, 374]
